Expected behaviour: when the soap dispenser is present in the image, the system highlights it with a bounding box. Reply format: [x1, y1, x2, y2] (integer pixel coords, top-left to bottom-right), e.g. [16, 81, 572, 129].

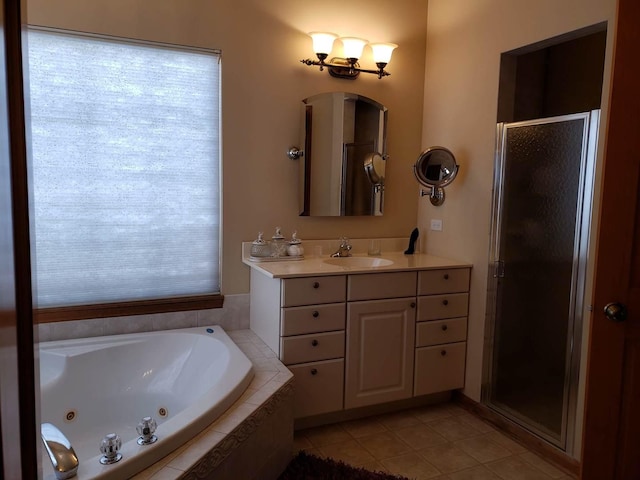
[271, 227, 288, 257]
[250, 232, 271, 258]
[287, 231, 304, 257]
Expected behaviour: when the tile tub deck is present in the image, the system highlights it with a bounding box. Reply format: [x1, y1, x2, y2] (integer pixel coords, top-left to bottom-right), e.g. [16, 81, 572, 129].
[132, 329, 294, 480]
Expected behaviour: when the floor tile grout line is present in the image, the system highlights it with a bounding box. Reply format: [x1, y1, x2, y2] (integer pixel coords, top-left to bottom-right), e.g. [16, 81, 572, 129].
[377, 448, 445, 477]
[293, 402, 571, 478]
[484, 455, 555, 480]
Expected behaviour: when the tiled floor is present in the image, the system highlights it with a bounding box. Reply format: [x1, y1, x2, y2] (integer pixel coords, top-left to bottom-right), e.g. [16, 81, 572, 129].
[293, 403, 574, 480]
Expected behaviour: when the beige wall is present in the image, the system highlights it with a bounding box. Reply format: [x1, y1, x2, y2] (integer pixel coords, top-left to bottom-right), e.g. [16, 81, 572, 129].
[26, 0, 428, 294]
[420, 0, 616, 418]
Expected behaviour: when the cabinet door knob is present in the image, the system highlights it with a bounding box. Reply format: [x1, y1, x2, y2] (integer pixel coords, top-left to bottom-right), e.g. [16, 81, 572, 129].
[312, 281, 320, 289]
[444, 274, 449, 280]
[311, 368, 318, 375]
[311, 339, 319, 346]
[312, 310, 319, 318]
[442, 299, 449, 306]
[442, 325, 448, 331]
[410, 302, 416, 308]
[441, 350, 447, 356]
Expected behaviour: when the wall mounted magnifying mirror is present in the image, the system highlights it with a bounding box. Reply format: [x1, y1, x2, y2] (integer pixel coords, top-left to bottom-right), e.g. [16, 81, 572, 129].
[413, 146, 459, 206]
[364, 152, 385, 184]
[289, 92, 388, 216]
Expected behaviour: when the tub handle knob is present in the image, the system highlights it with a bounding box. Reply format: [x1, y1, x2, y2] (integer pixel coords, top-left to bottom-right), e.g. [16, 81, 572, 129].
[137, 416, 158, 445]
[99, 433, 123, 465]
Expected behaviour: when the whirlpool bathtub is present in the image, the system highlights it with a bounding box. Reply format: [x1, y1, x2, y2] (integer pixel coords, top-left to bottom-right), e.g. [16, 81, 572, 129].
[39, 325, 254, 479]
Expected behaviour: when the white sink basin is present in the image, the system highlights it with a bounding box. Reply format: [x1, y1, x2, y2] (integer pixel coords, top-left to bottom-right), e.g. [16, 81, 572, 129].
[323, 257, 394, 268]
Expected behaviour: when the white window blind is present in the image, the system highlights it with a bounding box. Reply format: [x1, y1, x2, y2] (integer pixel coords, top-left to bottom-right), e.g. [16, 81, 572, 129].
[27, 29, 221, 307]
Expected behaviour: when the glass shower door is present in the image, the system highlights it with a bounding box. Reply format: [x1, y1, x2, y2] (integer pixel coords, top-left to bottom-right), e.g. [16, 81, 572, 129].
[486, 111, 598, 450]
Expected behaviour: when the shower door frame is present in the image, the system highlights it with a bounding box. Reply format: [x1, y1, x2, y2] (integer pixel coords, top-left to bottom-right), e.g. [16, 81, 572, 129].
[482, 110, 600, 454]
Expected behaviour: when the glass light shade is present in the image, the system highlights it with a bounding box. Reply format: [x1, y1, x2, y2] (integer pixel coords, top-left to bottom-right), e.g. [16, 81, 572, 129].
[370, 43, 398, 64]
[340, 37, 368, 59]
[309, 32, 337, 55]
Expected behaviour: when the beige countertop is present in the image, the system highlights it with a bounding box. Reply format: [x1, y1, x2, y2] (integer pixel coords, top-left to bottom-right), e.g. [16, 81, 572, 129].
[242, 240, 472, 279]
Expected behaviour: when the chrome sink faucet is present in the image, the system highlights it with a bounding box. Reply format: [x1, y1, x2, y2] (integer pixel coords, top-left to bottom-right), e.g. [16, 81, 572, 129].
[330, 237, 353, 257]
[41, 423, 79, 480]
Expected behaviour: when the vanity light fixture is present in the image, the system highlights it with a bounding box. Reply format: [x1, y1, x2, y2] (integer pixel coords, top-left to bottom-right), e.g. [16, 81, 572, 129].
[301, 32, 397, 79]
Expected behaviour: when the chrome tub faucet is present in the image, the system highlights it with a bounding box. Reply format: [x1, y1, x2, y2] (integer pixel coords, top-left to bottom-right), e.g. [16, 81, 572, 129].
[330, 237, 353, 257]
[41, 423, 79, 480]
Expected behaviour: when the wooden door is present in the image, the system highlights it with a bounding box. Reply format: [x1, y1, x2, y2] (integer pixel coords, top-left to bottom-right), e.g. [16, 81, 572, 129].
[345, 298, 416, 409]
[0, 1, 38, 478]
[580, 0, 640, 478]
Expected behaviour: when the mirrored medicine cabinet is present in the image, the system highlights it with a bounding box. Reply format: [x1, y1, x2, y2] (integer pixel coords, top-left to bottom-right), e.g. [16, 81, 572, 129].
[296, 92, 388, 216]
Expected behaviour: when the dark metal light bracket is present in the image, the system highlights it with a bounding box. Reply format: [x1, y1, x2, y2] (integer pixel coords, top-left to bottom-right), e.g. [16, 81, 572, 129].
[327, 57, 360, 79]
[300, 57, 390, 79]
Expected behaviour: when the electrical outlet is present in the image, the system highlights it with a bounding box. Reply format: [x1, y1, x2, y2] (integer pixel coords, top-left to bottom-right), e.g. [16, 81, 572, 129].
[430, 219, 443, 231]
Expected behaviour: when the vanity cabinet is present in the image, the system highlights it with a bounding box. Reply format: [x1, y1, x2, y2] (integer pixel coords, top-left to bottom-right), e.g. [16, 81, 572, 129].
[414, 269, 470, 396]
[247, 256, 471, 421]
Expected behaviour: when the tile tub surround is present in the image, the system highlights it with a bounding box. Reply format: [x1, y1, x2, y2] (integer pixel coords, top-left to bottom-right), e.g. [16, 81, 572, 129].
[294, 403, 576, 480]
[37, 294, 250, 342]
[123, 329, 294, 480]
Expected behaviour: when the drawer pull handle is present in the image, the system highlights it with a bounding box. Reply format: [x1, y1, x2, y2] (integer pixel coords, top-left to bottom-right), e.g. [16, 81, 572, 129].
[312, 282, 320, 289]
[312, 311, 319, 318]
[444, 274, 449, 280]
[311, 368, 318, 375]
[441, 350, 447, 356]
[442, 299, 449, 306]
[311, 339, 319, 346]
[442, 325, 448, 331]
[410, 302, 416, 308]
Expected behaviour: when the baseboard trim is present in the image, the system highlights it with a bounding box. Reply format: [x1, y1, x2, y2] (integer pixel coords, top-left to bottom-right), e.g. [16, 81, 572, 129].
[294, 391, 451, 430]
[454, 392, 580, 477]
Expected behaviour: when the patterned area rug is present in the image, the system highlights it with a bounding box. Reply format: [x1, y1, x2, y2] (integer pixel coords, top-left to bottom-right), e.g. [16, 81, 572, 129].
[278, 451, 410, 480]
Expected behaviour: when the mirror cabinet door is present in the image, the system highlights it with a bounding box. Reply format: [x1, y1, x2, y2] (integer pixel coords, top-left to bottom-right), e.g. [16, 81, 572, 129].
[299, 92, 387, 216]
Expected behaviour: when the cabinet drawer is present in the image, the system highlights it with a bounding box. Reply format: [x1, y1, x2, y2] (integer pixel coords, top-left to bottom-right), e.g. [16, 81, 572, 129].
[418, 268, 470, 296]
[289, 359, 344, 418]
[416, 317, 467, 347]
[348, 271, 417, 301]
[281, 303, 345, 336]
[282, 275, 346, 307]
[280, 331, 345, 365]
[418, 293, 469, 320]
[414, 342, 466, 396]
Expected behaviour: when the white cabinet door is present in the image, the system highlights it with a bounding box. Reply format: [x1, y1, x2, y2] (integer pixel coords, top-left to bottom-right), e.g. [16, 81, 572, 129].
[289, 358, 344, 418]
[345, 298, 416, 409]
[414, 342, 466, 396]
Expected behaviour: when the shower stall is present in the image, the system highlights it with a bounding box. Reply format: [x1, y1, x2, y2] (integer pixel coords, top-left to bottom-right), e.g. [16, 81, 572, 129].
[484, 111, 599, 452]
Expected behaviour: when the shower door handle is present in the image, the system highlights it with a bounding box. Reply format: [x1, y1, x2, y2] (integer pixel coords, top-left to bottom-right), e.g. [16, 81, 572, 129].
[604, 302, 628, 322]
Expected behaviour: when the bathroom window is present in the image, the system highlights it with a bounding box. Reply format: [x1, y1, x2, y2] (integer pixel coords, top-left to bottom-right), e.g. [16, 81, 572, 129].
[27, 28, 222, 318]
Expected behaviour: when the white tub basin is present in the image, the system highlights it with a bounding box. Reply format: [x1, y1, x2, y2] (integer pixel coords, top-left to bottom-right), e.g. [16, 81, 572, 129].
[323, 256, 394, 268]
[39, 326, 253, 480]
